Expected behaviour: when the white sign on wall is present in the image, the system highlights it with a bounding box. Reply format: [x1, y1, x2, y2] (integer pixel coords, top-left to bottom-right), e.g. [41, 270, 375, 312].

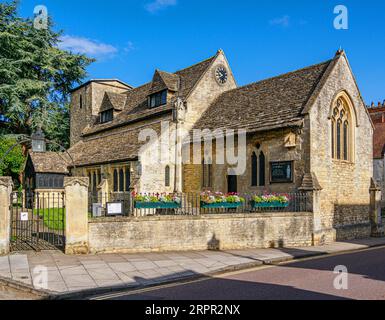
[107, 202, 123, 216]
[20, 212, 29, 221]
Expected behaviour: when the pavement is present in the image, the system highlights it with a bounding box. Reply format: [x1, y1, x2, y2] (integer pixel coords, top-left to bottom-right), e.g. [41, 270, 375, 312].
[0, 237, 385, 299]
[95, 246, 385, 300]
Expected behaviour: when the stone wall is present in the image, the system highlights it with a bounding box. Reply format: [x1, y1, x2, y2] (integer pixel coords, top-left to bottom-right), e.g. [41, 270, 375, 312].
[88, 212, 313, 254]
[308, 54, 374, 241]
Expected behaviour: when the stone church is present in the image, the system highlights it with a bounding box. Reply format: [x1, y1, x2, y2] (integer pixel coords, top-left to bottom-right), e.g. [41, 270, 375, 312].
[68, 49, 374, 243]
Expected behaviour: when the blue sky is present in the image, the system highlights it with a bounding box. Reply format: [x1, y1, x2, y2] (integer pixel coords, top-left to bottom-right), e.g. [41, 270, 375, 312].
[15, 0, 385, 104]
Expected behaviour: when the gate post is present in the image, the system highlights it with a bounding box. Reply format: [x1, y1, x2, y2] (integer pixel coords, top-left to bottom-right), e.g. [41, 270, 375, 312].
[64, 177, 89, 255]
[0, 177, 13, 255]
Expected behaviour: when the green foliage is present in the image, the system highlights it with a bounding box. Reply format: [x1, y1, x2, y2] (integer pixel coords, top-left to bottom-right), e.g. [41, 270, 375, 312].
[34, 207, 65, 230]
[0, 135, 25, 178]
[0, 0, 93, 147]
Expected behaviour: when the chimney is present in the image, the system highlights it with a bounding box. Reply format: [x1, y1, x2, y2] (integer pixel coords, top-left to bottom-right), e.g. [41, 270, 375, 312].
[379, 102, 382, 108]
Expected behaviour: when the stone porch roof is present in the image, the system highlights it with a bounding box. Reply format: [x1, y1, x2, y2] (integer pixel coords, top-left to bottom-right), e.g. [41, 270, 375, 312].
[28, 152, 70, 174]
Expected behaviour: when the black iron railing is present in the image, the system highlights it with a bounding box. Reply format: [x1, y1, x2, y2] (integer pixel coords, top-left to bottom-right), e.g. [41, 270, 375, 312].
[88, 192, 310, 218]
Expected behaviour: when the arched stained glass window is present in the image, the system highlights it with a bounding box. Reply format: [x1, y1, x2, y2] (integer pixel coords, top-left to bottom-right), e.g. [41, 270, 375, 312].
[331, 95, 354, 162]
[343, 121, 349, 161]
[337, 121, 341, 160]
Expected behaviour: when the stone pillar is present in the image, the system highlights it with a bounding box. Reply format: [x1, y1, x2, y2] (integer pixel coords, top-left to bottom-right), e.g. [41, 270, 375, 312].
[64, 177, 89, 255]
[0, 177, 13, 255]
[369, 178, 384, 237]
[299, 172, 331, 246]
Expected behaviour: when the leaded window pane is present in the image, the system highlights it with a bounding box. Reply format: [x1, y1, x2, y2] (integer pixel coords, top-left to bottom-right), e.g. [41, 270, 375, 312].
[259, 152, 266, 187]
[337, 121, 341, 160]
[251, 152, 258, 186]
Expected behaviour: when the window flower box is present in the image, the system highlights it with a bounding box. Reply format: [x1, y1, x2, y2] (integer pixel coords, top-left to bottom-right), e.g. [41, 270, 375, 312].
[133, 193, 181, 209]
[251, 201, 289, 209]
[251, 194, 290, 209]
[135, 202, 181, 209]
[200, 191, 245, 209]
[200, 202, 243, 209]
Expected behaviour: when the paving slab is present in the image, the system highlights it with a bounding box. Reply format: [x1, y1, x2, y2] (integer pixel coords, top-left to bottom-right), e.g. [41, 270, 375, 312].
[0, 237, 385, 298]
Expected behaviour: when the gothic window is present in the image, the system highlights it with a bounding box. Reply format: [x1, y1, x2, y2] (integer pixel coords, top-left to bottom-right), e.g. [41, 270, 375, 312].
[119, 169, 124, 192]
[251, 148, 266, 187]
[331, 96, 354, 162]
[165, 165, 170, 187]
[259, 152, 266, 187]
[125, 168, 131, 191]
[93, 172, 97, 192]
[113, 169, 118, 192]
[251, 152, 258, 186]
[79, 95, 83, 109]
[337, 120, 341, 160]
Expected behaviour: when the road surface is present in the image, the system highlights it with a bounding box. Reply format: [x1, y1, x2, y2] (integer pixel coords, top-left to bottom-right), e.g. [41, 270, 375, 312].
[90, 246, 385, 300]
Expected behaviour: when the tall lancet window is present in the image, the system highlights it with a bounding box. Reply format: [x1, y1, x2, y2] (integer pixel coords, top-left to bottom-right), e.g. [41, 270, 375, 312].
[331, 95, 354, 162]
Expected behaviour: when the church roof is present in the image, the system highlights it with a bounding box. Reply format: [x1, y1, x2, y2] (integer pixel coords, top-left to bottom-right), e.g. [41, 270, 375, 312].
[28, 152, 70, 174]
[82, 55, 216, 136]
[193, 59, 333, 133]
[68, 124, 164, 167]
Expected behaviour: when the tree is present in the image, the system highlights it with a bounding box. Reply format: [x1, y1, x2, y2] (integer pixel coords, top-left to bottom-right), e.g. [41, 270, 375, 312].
[0, 0, 94, 147]
[0, 135, 25, 183]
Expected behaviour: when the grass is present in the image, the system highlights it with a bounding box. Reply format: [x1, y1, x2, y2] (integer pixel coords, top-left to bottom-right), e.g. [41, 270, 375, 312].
[34, 208, 65, 231]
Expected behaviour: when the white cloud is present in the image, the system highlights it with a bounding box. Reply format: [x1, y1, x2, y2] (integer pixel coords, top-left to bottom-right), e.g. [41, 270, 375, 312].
[58, 35, 118, 58]
[269, 15, 290, 27]
[145, 0, 177, 13]
[124, 41, 135, 53]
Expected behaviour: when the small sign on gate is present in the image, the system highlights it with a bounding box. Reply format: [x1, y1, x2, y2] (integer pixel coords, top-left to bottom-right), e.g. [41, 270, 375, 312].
[20, 212, 29, 221]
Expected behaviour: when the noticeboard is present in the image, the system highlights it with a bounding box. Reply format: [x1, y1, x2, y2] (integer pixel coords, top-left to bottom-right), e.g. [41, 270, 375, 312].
[106, 202, 123, 216]
[270, 161, 293, 183]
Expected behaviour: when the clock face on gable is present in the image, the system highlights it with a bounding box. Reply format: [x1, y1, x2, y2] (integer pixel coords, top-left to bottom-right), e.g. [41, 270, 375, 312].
[215, 65, 228, 85]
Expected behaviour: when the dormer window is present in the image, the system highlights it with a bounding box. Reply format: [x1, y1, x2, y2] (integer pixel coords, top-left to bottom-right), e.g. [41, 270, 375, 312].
[149, 90, 167, 108]
[100, 109, 113, 124]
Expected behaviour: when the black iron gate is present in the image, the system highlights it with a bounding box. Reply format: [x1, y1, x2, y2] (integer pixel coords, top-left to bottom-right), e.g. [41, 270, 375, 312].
[10, 191, 65, 252]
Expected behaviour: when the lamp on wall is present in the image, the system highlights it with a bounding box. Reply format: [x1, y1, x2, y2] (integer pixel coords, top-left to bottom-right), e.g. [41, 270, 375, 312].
[31, 128, 46, 153]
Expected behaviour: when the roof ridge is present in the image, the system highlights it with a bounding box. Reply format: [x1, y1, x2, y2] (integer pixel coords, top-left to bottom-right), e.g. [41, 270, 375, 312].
[174, 54, 217, 74]
[226, 59, 333, 94]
